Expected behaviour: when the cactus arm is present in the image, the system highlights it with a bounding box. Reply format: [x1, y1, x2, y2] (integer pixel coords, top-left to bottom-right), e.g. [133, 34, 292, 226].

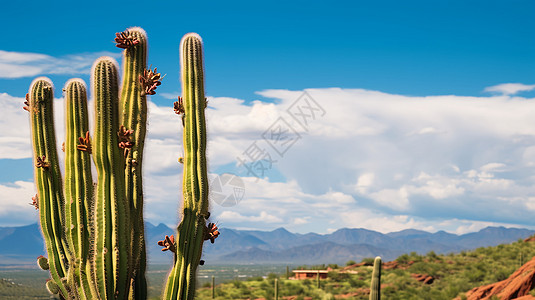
[28, 77, 70, 298]
[92, 57, 131, 299]
[63, 79, 94, 299]
[370, 256, 382, 300]
[118, 27, 149, 299]
[163, 32, 208, 300]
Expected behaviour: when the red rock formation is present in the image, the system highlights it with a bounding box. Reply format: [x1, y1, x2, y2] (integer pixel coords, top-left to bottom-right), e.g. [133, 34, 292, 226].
[461, 256, 535, 300]
[411, 273, 434, 284]
[341, 262, 367, 271]
[382, 260, 399, 270]
[383, 260, 414, 270]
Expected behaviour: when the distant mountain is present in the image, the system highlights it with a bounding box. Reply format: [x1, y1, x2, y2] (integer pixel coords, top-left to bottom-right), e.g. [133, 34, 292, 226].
[386, 229, 431, 239]
[0, 223, 533, 265]
[218, 242, 403, 264]
[0, 223, 45, 264]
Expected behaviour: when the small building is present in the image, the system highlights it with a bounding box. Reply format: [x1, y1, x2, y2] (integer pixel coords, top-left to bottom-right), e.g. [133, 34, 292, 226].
[292, 270, 328, 280]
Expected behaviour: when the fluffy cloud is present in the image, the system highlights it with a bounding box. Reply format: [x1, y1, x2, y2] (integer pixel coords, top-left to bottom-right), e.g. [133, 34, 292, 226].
[0, 93, 32, 158]
[0, 50, 120, 78]
[0, 92, 65, 159]
[3, 86, 535, 234]
[0, 181, 38, 226]
[484, 83, 535, 95]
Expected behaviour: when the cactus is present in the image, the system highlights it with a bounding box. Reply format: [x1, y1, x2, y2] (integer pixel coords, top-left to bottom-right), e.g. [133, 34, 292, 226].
[211, 276, 215, 299]
[92, 56, 131, 299]
[63, 78, 94, 299]
[118, 27, 150, 300]
[274, 278, 279, 300]
[27, 28, 216, 300]
[162, 33, 213, 300]
[29, 77, 70, 298]
[27, 28, 159, 299]
[370, 256, 382, 300]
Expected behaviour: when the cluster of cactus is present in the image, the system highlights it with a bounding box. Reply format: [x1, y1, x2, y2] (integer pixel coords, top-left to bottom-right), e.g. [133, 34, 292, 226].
[26, 28, 214, 300]
[369, 256, 382, 300]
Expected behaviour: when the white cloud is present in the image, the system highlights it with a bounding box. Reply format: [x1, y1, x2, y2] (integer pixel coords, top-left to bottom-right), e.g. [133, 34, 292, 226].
[479, 162, 507, 172]
[340, 210, 427, 234]
[0, 92, 65, 159]
[0, 50, 120, 78]
[293, 217, 310, 225]
[369, 188, 410, 210]
[355, 173, 375, 194]
[3, 85, 535, 234]
[159, 92, 180, 100]
[484, 83, 535, 95]
[0, 181, 38, 226]
[0, 93, 32, 158]
[218, 211, 283, 223]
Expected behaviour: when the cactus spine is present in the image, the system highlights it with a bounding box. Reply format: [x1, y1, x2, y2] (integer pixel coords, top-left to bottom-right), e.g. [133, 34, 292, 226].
[119, 27, 149, 299]
[370, 256, 382, 300]
[274, 278, 279, 300]
[63, 78, 94, 299]
[163, 33, 210, 300]
[29, 77, 70, 298]
[212, 276, 215, 299]
[28, 27, 158, 299]
[28, 28, 216, 300]
[92, 57, 130, 299]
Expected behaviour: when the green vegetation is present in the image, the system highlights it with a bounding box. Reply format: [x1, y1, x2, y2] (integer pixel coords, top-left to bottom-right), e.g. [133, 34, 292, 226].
[3, 237, 535, 299]
[192, 238, 535, 299]
[0, 268, 50, 300]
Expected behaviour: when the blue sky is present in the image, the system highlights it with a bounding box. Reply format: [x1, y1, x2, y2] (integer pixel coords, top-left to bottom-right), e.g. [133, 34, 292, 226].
[1, 0, 535, 234]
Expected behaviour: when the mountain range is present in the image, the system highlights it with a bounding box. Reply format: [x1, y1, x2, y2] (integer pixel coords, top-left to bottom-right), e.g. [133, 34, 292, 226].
[0, 223, 533, 265]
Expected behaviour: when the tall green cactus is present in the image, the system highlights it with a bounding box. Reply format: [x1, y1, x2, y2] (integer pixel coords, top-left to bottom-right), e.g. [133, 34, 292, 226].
[63, 78, 94, 299]
[92, 56, 131, 299]
[118, 27, 149, 300]
[162, 32, 212, 300]
[29, 77, 70, 298]
[370, 256, 382, 300]
[28, 28, 215, 300]
[27, 27, 159, 299]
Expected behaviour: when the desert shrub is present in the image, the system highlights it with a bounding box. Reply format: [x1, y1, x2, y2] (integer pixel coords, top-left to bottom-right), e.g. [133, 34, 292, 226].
[466, 269, 485, 282]
[397, 253, 410, 264]
[248, 276, 264, 281]
[327, 271, 349, 281]
[345, 260, 356, 266]
[493, 267, 513, 282]
[327, 264, 339, 269]
[283, 281, 305, 295]
[232, 279, 245, 289]
[348, 277, 366, 288]
[361, 257, 375, 265]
